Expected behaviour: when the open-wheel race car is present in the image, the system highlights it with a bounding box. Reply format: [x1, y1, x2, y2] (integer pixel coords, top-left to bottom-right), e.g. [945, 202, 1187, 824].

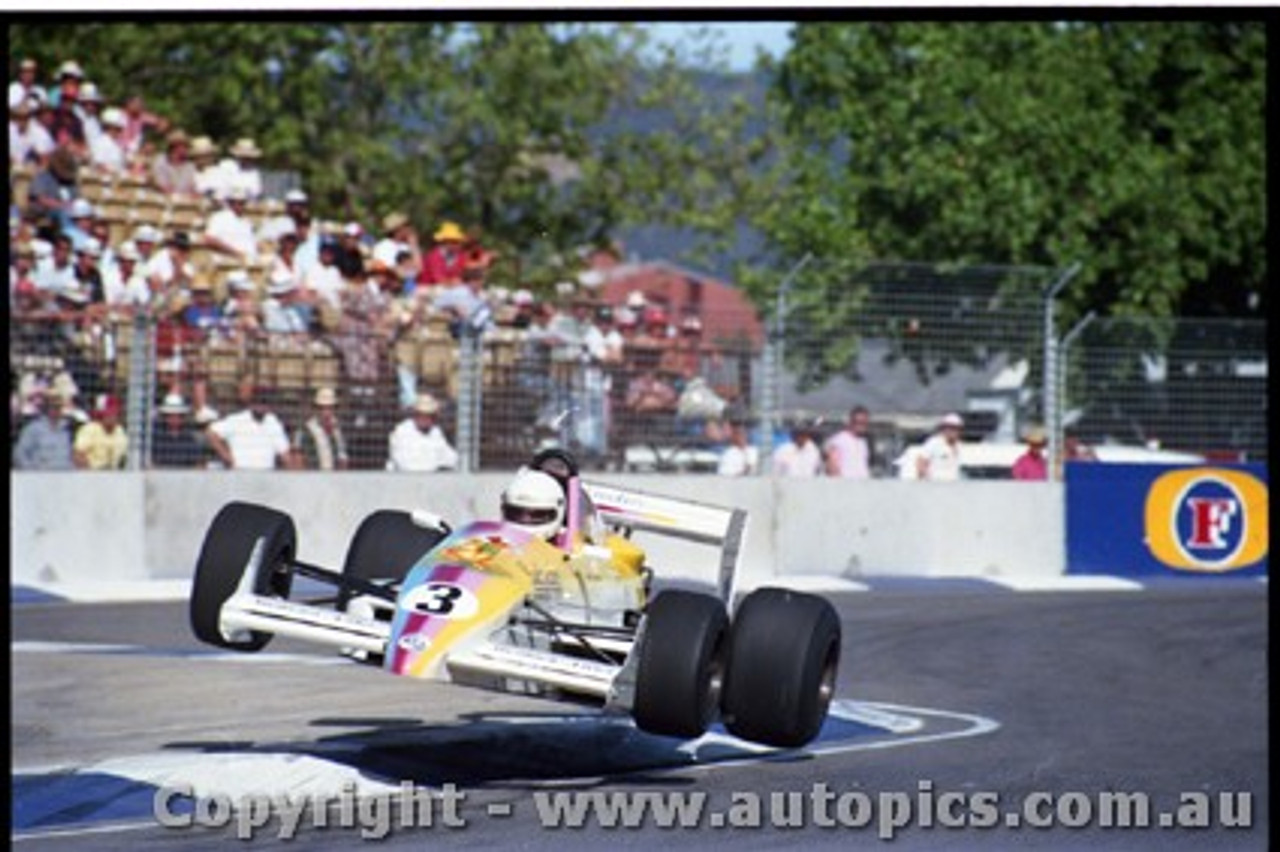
[189, 449, 842, 748]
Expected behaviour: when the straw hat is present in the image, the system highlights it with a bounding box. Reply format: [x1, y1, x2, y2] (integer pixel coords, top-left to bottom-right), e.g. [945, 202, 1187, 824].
[413, 393, 440, 415]
[189, 136, 219, 160]
[313, 387, 337, 407]
[382, 212, 410, 234]
[229, 137, 263, 159]
[1023, 425, 1047, 446]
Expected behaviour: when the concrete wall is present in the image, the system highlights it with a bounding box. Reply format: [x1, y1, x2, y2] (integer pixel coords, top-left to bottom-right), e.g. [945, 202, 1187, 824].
[11, 473, 1064, 591]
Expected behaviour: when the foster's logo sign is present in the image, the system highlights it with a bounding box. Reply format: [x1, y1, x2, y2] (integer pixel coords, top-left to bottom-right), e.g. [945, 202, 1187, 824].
[1144, 468, 1268, 572]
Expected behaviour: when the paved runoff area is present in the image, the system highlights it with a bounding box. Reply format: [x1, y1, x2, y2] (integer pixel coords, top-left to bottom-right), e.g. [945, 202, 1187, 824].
[12, 581, 1268, 850]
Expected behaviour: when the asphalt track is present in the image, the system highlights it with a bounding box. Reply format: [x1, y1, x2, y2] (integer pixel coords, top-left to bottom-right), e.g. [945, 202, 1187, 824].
[11, 582, 1268, 850]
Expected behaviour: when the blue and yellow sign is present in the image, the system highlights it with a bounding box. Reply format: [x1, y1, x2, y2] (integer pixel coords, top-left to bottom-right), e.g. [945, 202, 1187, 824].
[1067, 462, 1268, 577]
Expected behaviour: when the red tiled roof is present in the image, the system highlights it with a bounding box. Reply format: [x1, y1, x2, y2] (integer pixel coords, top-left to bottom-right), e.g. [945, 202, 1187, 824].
[600, 261, 764, 349]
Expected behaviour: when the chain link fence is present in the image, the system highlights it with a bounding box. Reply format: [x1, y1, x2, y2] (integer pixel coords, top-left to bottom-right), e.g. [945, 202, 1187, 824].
[1060, 316, 1267, 463]
[9, 262, 1265, 475]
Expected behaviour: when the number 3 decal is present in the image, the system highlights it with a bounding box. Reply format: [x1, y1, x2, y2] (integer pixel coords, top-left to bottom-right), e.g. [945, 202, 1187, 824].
[402, 582, 479, 620]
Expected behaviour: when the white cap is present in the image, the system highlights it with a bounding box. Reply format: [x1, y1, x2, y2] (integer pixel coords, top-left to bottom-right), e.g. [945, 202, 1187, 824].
[116, 241, 140, 262]
[626, 290, 646, 309]
[284, 189, 309, 204]
[512, 288, 535, 306]
[69, 198, 95, 219]
[101, 106, 126, 128]
[133, 224, 162, 244]
[77, 237, 102, 257]
[80, 82, 103, 103]
[226, 269, 254, 291]
[941, 412, 964, 428]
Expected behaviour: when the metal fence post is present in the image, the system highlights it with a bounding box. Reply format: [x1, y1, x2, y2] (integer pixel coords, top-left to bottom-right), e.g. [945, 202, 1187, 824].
[760, 253, 813, 473]
[456, 328, 481, 474]
[1042, 262, 1082, 481]
[125, 313, 154, 471]
[1056, 311, 1097, 474]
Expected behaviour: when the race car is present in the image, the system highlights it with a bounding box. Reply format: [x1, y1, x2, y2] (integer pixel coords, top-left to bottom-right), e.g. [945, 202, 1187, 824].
[189, 448, 841, 748]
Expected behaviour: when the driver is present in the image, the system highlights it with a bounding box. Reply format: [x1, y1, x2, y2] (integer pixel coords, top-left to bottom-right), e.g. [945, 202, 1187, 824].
[499, 463, 646, 577]
[500, 467, 566, 541]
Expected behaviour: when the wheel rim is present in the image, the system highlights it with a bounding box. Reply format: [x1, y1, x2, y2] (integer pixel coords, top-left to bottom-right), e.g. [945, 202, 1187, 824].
[816, 638, 839, 716]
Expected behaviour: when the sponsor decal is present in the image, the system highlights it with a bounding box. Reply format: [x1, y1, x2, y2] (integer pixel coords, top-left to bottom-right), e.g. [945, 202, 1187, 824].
[397, 633, 431, 653]
[1144, 468, 1268, 572]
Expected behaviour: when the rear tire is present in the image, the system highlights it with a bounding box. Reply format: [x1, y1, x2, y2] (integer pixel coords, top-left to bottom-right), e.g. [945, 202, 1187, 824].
[633, 590, 729, 738]
[190, 502, 297, 651]
[721, 587, 841, 748]
[337, 510, 447, 610]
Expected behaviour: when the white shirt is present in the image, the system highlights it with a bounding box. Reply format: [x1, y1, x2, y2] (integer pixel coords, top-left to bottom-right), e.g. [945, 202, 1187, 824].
[103, 265, 150, 306]
[205, 208, 258, 262]
[10, 119, 54, 167]
[388, 419, 458, 472]
[304, 262, 344, 310]
[209, 410, 290, 470]
[718, 443, 759, 477]
[89, 131, 127, 174]
[372, 237, 407, 268]
[772, 439, 823, 478]
[917, 433, 962, 481]
[823, 429, 871, 479]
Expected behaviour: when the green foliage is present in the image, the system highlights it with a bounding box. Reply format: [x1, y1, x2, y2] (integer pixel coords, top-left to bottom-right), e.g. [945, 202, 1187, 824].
[761, 21, 1265, 331]
[9, 22, 758, 285]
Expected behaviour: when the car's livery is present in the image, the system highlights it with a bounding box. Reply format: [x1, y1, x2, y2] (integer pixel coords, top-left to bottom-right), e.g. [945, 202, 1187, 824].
[189, 450, 841, 748]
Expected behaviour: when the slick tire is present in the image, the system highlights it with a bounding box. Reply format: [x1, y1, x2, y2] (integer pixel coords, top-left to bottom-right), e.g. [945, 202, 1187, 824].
[633, 590, 729, 739]
[721, 587, 841, 748]
[337, 510, 447, 611]
[190, 501, 297, 651]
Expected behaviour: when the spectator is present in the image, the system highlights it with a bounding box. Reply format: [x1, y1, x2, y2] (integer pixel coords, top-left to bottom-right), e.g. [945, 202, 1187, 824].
[10, 242, 40, 309]
[145, 230, 194, 293]
[13, 386, 75, 470]
[258, 188, 308, 244]
[1064, 432, 1098, 462]
[222, 268, 263, 340]
[268, 229, 304, 292]
[26, 145, 80, 230]
[227, 137, 265, 199]
[373, 211, 420, 269]
[262, 271, 314, 335]
[72, 237, 106, 305]
[184, 135, 220, 196]
[46, 61, 86, 155]
[119, 94, 169, 157]
[771, 421, 823, 478]
[34, 232, 78, 298]
[420, 220, 467, 285]
[63, 198, 97, 252]
[824, 405, 876, 479]
[291, 386, 350, 470]
[88, 105, 128, 173]
[132, 224, 163, 266]
[206, 383, 293, 470]
[76, 81, 105, 147]
[72, 393, 128, 469]
[304, 235, 345, 311]
[292, 212, 322, 280]
[624, 344, 678, 415]
[10, 96, 55, 169]
[717, 418, 759, 477]
[152, 129, 199, 196]
[150, 393, 204, 468]
[915, 412, 965, 481]
[1012, 425, 1049, 481]
[204, 185, 258, 263]
[103, 241, 149, 308]
[9, 57, 40, 110]
[388, 392, 458, 472]
[335, 221, 367, 279]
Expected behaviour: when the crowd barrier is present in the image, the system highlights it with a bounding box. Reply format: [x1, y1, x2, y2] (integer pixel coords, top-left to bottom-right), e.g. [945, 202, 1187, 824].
[12, 474, 1067, 596]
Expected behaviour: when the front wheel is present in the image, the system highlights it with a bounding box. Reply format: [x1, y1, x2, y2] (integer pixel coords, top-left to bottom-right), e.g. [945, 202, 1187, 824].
[337, 510, 448, 611]
[632, 590, 729, 738]
[721, 587, 841, 748]
[190, 501, 297, 651]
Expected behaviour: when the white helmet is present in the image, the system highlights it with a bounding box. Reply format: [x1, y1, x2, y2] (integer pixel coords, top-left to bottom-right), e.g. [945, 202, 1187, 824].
[500, 468, 565, 540]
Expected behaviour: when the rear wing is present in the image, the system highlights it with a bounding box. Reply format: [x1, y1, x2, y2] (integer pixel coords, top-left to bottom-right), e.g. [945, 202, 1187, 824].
[580, 480, 748, 605]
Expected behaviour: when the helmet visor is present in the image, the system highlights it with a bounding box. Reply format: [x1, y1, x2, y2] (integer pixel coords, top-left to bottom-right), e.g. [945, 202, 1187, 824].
[502, 504, 559, 527]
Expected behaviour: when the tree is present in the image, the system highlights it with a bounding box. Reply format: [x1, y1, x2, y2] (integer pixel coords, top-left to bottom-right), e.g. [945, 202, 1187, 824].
[9, 22, 762, 293]
[756, 21, 1265, 333]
